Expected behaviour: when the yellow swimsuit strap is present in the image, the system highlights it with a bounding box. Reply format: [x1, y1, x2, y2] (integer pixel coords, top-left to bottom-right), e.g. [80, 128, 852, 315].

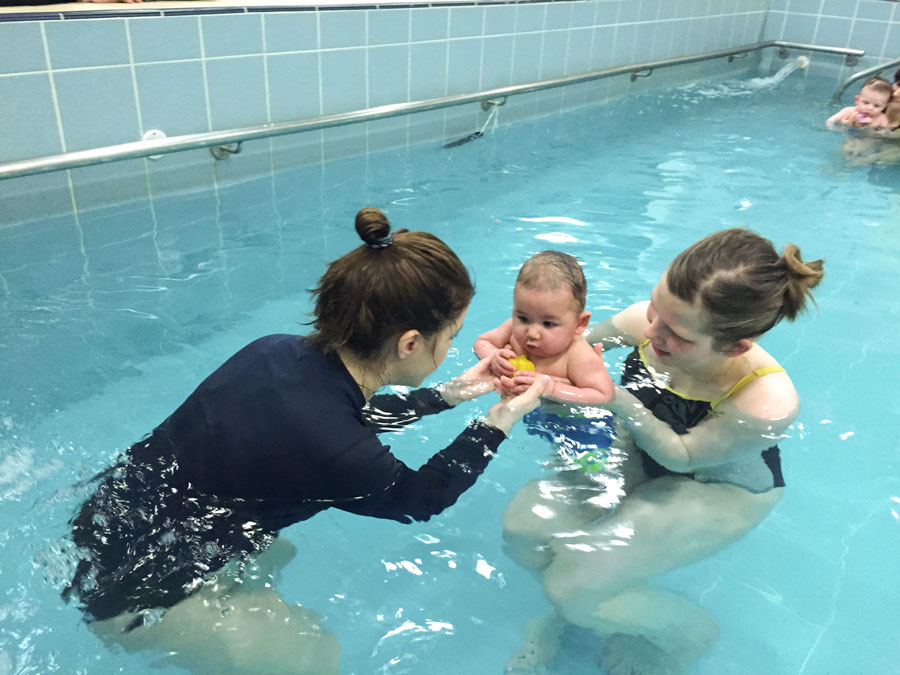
[636, 340, 786, 409]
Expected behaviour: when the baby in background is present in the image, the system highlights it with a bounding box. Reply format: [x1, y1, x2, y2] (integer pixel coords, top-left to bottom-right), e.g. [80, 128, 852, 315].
[826, 77, 893, 129]
[474, 251, 614, 406]
[834, 73, 900, 165]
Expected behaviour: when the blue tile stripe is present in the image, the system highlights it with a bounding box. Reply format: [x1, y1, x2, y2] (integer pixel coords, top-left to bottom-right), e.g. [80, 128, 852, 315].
[1, 0, 541, 23]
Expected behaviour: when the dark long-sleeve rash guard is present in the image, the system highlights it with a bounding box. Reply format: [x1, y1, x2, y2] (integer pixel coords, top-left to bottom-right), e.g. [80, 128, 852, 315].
[158, 334, 507, 526]
[66, 335, 505, 621]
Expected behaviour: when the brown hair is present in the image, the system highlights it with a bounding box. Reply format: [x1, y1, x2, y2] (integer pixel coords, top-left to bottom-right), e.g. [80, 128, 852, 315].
[666, 229, 824, 350]
[886, 100, 900, 129]
[861, 77, 893, 105]
[309, 207, 474, 360]
[516, 250, 587, 312]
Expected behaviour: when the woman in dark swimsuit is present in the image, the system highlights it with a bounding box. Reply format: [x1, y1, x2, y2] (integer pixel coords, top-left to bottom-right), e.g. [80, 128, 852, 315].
[502, 228, 824, 674]
[66, 207, 550, 675]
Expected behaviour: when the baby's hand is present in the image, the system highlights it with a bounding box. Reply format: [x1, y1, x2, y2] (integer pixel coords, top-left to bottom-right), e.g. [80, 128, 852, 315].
[498, 370, 540, 396]
[490, 347, 518, 378]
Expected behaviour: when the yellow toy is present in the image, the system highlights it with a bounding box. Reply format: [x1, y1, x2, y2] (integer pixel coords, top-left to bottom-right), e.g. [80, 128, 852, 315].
[508, 355, 535, 371]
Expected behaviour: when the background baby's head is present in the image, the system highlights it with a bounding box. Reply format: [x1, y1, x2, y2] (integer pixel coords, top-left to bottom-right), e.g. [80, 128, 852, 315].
[855, 77, 893, 121]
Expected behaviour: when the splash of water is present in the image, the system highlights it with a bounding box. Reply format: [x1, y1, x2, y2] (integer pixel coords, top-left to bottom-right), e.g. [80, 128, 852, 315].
[677, 55, 811, 100]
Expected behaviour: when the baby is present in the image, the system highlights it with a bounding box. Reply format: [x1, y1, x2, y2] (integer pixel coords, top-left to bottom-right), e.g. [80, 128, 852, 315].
[826, 77, 893, 129]
[474, 250, 614, 406]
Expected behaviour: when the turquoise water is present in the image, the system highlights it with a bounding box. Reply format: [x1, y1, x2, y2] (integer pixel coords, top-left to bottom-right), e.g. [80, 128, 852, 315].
[1, 71, 898, 674]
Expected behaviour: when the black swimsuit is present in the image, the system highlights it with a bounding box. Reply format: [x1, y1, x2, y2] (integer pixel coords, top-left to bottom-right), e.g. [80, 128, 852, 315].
[620, 342, 785, 488]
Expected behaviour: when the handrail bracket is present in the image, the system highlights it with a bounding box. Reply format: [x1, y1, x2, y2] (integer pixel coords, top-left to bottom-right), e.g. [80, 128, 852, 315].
[630, 68, 654, 82]
[210, 142, 243, 161]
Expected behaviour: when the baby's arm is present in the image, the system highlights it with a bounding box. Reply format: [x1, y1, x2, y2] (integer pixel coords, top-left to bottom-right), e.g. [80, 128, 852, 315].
[552, 340, 615, 404]
[826, 106, 856, 129]
[501, 340, 614, 405]
[473, 320, 516, 378]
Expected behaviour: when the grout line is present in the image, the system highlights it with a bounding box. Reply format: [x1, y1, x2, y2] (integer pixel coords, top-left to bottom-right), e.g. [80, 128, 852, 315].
[315, 9, 325, 165]
[39, 20, 81, 227]
[196, 16, 213, 132]
[39, 21, 67, 154]
[124, 20, 144, 134]
[477, 7, 485, 90]
[844, 0, 858, 49]
[124, 16, 160, 258]
[811, 0, 824, 47]
[261, 13, 277, 182]
[537, 2, 546, 79]
[261, 14, 271, 124]
[365, 10, 370, 154]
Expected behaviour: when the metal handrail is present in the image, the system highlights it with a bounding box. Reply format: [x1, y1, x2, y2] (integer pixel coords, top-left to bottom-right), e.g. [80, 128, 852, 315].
[832, 56, 900, 102]
[0, 40, 863, 182]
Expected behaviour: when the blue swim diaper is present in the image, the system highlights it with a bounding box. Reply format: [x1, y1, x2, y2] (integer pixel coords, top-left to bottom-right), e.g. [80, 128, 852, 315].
[524, 406, 615, 474]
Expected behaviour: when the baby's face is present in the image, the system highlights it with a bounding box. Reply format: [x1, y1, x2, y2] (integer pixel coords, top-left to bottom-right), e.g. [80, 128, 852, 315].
[854, 86, 890, 119]
[511, 284, 586, 359]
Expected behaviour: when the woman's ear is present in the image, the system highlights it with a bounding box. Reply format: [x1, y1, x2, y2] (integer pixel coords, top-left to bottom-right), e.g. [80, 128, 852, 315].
[396, 330, 421, 359]
[725, 338, 753, 357]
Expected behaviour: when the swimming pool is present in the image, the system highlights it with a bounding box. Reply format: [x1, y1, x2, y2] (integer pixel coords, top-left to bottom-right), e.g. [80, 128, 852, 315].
[1, 69, 898, 674]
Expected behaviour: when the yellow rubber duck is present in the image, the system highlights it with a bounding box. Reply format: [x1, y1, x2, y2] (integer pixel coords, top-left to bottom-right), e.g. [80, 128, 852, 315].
[508, 355, 536, 371]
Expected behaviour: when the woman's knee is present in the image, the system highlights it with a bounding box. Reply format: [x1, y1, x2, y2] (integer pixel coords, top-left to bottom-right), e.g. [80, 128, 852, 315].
[502, 477, 609, 540]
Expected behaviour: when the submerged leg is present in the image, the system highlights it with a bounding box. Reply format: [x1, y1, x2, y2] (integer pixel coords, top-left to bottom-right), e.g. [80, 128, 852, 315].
[540, 477, 781, 673]
[502, 473, 616, 572]
[90, 537, 339, 675]
[504, 610, 567, 673]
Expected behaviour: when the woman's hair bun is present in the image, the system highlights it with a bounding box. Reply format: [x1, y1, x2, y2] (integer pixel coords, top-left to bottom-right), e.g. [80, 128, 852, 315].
[355, 207, 391, 246]
[779, 243, 825, 321]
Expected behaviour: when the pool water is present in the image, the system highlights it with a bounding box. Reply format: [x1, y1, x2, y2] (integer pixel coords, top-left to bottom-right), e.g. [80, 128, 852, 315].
[1, 68, 898, 675]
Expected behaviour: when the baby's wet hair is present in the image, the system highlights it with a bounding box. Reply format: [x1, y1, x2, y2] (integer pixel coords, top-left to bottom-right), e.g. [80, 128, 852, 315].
[516, 251, 587, 312]
[861, 77, 893, 104]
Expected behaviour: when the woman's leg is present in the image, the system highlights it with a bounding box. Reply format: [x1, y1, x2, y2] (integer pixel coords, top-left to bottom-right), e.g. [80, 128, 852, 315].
[502, 472, 613, 572]
[502, 454, 637, 673]
[89, 537, 340, 675]
[502, 441, 641, 573]
[539, 477, 782, 673]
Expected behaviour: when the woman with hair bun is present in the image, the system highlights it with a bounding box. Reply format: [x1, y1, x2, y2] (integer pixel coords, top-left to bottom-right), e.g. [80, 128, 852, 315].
[503, 228, 824, 674]
[64, 207, 550, 675]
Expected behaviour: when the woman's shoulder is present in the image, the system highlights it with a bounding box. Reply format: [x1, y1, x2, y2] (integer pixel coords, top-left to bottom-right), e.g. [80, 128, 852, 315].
[609, 301, 651, 344]
[726, 345, 798, 423]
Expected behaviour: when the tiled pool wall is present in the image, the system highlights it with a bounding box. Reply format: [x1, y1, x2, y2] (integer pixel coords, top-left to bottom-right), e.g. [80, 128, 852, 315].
[0, 0, 896, 226]
[766, 0, 898, 70]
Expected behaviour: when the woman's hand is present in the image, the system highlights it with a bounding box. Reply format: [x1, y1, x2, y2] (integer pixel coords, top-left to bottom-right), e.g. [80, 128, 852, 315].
[437, 357, 499, 406]
[485, 374, 552, 435]
[497, 370, 538, 395]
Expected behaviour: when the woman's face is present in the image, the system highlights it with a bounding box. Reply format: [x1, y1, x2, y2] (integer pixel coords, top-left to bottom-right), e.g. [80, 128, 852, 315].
[644, 273, 721, 370]
[394, 308, 468, 387]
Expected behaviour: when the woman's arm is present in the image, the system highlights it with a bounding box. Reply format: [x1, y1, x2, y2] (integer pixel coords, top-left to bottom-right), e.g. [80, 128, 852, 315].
[363, 357, 498, 432]
[341, 376, 551, 523]
[607, 377, 798, 472]
[583, 301, 649, 351]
